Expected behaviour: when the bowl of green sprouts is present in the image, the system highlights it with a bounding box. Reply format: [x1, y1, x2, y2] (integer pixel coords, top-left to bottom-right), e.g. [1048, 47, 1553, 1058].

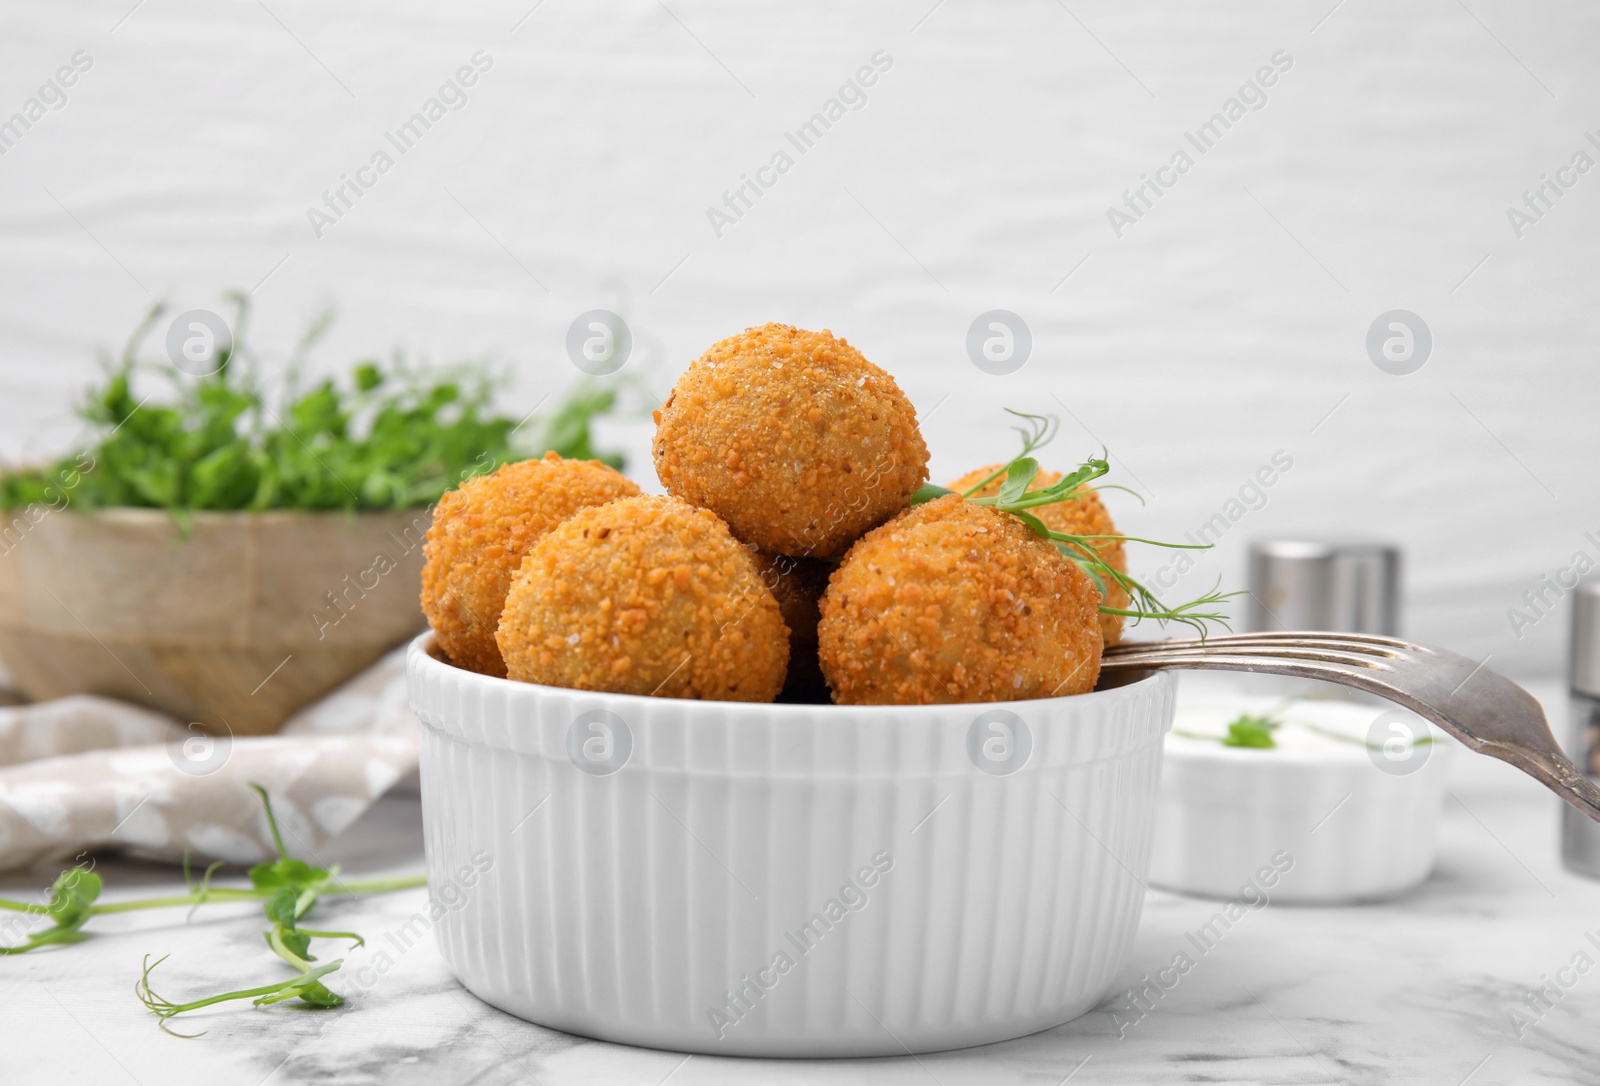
[0, 293, 623, 734]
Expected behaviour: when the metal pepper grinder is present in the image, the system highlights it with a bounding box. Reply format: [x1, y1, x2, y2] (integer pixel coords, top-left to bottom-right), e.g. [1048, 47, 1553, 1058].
[1562, 580, 1600, 878]
[1246, 539, 1402, 700]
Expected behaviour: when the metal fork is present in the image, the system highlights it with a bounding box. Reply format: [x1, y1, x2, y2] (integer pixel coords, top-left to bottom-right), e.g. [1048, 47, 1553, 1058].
[1102, 631, 1600, 823]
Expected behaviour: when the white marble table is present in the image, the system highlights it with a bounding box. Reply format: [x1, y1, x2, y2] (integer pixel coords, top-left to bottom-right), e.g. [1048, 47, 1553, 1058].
[5, 680, 1597, 1086]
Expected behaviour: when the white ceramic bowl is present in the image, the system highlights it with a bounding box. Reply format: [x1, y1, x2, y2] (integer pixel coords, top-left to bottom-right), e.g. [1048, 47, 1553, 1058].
[1148, 696, 1450, 904]
[406, 633, 1177, 1057]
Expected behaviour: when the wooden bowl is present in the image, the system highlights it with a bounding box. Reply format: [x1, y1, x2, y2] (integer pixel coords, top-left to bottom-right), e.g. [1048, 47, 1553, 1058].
[0, 507, 432, 735]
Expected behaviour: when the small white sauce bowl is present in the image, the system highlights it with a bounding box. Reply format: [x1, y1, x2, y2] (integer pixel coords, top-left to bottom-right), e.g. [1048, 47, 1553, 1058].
[1148, 696, 1450, 904]
[406, 633, 1176, 1057]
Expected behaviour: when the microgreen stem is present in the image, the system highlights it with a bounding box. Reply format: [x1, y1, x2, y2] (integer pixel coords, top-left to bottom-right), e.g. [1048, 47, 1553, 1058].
[953, 411, 1244, 638]
[152, 972, 335, 1012]
[2, 784, 429, 1035]
[296, 928, 366, 948]
[1042, 531, 1211, 550]
[89, 888, 267, 914]
[958, 410, 1058, 496]
[137, 954, 346, 1037]
[250, 783, 291, 861]
[1090, 483, 1146, 505]
[266, 927, 316, 973]
[78, 874, 427, 916]
[329, 874, 430, 895]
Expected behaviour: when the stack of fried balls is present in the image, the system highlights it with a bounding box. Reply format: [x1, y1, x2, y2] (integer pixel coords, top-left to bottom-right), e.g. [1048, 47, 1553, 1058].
[421, 323, 1127, 705]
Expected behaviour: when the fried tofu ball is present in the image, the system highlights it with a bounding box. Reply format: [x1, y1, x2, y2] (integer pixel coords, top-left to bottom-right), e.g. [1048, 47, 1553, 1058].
[652, 324, 930, 560]
[421, 452, 639, 677]
[818, 495, 1102, 705]
[751, 550, 834, 701]
[496, 495, 789, 701]
[947, 464, 1130, 646]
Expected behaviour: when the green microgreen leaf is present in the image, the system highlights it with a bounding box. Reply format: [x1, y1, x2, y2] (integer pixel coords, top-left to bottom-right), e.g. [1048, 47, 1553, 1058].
[1222, 712, 1281, 748]
[0, 867, 103, 954]
[911, 483, 955, 505]
[955, 410, 1059, 497]
[262, 887, 300, 930]
[1171, 699, 1304, 750]
[0, 297, 625, 517]
[1007, 507, 1052, 540]
[2, 783, 426, 1035]
[137, 954, 347, 1037]
[248, 859, 319, 891]
[46, 867, 103, 925]
[996, 457, 1041, 505]
[960, 413, 1244, 638]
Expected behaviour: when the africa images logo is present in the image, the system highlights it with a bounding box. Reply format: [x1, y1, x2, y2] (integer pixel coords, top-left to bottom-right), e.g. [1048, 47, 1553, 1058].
[305, 52, 494, 238]
[706, 851, 894, 1038]
[1105, 51, 1293, 238]
[0, 50, 93, 156]
[705, 51, 893, 238]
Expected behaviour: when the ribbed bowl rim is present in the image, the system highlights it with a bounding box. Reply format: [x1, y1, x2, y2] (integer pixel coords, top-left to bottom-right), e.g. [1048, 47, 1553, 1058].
[407, 631, 1170, 722]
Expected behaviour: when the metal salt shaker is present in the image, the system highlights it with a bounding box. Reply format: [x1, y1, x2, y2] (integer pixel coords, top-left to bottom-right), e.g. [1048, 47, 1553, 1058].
[1246, 540, 1402, 700]
[1562, 580, 1600, 878]
[1247, 539, 1401, 636]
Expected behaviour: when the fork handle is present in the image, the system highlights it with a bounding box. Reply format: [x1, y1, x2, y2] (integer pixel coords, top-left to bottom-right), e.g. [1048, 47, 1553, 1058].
[1104, 643, 1600, 825]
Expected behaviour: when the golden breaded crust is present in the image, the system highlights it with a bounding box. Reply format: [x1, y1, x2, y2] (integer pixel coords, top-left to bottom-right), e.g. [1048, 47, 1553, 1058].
[817, 495, 1102, 705]
[421, 452, 639, 677]
[751, 550, 834, 701]
[496, 495, 789, 701]
[652, 324, 929, 559]
[947, 464, 1130, 646]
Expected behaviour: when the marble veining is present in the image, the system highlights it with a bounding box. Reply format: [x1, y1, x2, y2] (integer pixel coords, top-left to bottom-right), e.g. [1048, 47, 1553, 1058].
[2, 682, 1597, 1085]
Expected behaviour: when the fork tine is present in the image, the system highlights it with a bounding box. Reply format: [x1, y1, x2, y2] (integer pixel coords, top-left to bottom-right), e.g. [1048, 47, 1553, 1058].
[1185, 631, 1408, 644]
[1116, 631, 1411, 646]
[1101, 654, 1380, 680]
[1105, 645, 1400, 670]
[1108, 636, 1407, 662]
[1110, 632, 1411, 656]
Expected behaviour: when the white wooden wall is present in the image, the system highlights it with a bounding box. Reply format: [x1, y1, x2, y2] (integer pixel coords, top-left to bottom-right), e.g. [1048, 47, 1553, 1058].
[2, 0, 1596, 676]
